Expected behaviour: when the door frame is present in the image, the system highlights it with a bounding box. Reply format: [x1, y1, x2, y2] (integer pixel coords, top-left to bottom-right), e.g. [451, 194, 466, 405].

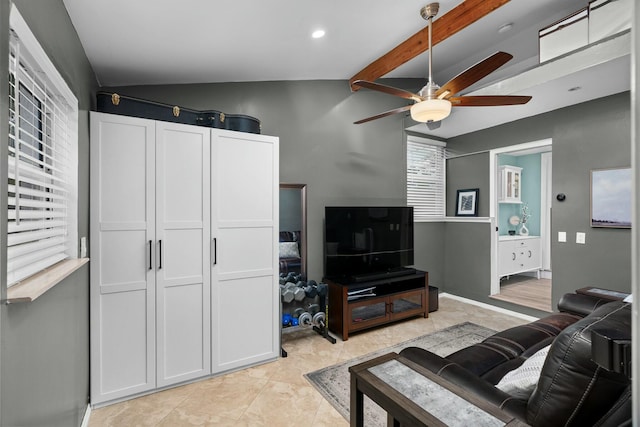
[489, 138, 552, 295]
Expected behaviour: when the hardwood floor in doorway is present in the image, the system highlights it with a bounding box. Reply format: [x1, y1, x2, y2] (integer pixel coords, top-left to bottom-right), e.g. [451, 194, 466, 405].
[491, 275, 552, 312]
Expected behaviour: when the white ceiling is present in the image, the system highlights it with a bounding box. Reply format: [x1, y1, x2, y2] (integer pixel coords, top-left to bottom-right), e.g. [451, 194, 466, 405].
[62, 0, 630, 137]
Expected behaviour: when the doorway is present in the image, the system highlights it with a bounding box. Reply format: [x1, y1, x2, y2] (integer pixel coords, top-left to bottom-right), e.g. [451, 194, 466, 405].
[489, 139, 553, 311]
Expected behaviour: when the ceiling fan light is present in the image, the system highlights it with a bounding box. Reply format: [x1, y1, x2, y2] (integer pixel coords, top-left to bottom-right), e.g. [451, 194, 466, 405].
[410, 99, 452, 122]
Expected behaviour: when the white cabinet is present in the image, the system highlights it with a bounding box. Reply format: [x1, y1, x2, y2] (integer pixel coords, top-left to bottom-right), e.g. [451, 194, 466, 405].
[498, 236, 542, 278]
[155, 122, 211, 388]
[211, 130, 279, 373]
[498, 165, 522, 203]
[90, 114, 156, 403]
[90, 112, 278, 405]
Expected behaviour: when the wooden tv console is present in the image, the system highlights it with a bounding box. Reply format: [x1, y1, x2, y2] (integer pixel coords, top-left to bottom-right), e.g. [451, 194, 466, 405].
[326, 270, 428, 340]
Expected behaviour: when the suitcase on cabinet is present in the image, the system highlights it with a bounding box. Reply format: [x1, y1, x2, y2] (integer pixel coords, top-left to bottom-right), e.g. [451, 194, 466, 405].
[96, 91, 261, 134]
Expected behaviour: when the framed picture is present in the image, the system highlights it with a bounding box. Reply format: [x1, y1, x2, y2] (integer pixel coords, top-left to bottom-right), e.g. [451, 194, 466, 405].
[591, 167, 631, 228]
[455, 188, 479, 217]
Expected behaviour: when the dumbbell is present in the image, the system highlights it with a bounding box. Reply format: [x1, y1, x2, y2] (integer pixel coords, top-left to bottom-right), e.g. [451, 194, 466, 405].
[282, 313, 292, 327]
[293, 286, 306, 301]
[308, 303, 320, 314]
[316, 282, 328, 297]
[312, 311, 326, 327]
[303, 280, 318, 297]
[280, 282, 296, 303]
[298, 311, 312, 326]
[285, 272, 298, 284]
[302, 284, 317, 298]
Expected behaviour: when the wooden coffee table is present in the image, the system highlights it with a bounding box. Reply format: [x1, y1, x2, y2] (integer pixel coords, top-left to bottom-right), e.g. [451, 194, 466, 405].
[349, 352, 529, 427]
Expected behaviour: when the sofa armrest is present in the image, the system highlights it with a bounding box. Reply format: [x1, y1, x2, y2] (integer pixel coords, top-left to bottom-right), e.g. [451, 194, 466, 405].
[399, 347, 528, 420]
[557, 293, 613, 316]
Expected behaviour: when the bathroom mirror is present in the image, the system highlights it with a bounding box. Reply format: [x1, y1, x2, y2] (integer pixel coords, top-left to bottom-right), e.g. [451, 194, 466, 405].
[279, 184, 307, 277]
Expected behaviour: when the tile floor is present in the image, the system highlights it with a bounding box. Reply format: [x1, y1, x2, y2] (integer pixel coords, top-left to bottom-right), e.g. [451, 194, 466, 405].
[88, 295, 530, 427]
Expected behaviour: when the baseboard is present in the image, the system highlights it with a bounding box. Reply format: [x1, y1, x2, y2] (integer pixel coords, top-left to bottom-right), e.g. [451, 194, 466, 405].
[81, 404, 91, 427]
[440, 293, 539, 322]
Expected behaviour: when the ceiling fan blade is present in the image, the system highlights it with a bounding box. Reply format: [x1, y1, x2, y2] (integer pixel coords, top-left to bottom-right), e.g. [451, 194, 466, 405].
[354, 105, 412, 124]
[349, 0, 510, 91]
[449, 95, 532, 106]
[435, 52, 514, 98]
[353, 80, 422, 102]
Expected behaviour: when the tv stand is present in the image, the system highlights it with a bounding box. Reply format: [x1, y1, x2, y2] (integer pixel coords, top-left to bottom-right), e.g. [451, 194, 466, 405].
[326, 270, 428, 340]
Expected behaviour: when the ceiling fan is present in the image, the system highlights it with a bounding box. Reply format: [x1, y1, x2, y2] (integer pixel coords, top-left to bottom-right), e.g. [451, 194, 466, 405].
[353, 2, 531, 126]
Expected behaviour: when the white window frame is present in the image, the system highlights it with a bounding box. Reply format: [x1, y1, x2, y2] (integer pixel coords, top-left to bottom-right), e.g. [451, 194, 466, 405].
[7, 5, 79, 287]
[406, 135, 447, 220]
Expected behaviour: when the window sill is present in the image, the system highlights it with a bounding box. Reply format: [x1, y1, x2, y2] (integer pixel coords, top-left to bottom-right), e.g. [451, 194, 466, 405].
[5, 258, 89, 304]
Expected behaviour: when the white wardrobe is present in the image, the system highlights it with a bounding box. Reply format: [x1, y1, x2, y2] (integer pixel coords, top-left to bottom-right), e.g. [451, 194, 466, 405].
[90, 112, 279, 405]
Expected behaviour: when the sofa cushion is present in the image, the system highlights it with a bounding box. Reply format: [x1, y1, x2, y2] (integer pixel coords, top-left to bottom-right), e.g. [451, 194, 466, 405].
[446, 312, 580, 380]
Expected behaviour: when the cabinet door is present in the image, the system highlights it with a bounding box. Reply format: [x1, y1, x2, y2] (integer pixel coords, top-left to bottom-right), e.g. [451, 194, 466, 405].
[90, 112, 156, 404]
[390, 289, 426, 320]
[156, 122, 211, 387]
[498, 241, 516, 277]
[506, 170, 514, 198]
[211, 130, 279, 372]
[348, 298, 389, 331]
[519, 238, 541, 271]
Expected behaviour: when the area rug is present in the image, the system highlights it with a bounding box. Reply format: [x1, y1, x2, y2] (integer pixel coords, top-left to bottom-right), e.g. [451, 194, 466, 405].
[304, 322, 495, 426]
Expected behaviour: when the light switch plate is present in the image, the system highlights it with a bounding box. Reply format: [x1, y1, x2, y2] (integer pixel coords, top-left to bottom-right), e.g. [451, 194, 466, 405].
[558, 231, 567, 242]
[576, 232, 586, 244]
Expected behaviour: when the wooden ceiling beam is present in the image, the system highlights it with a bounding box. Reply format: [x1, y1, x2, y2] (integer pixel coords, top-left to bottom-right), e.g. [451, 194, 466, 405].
[349, 0, 510, 91]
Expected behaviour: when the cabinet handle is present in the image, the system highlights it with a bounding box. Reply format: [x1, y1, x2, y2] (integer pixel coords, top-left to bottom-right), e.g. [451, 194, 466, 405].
[512, 252, 516, 261]
[158, 240, 162, 269]
[148, 240, 152, 270]
[528, 250, 532, 258]
[212, 238, 217, 265]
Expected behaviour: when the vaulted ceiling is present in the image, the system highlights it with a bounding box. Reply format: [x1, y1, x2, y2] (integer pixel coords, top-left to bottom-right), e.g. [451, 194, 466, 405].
[62, 0, 630, 137]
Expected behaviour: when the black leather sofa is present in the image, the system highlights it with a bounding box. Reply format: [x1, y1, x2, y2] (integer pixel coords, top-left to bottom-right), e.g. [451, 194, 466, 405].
[400, 292, 632, 426]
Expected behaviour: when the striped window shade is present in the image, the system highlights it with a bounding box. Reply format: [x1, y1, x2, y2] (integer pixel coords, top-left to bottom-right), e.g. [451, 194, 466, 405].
[406, 135, 447, 219]
[7, 8, 78, 287]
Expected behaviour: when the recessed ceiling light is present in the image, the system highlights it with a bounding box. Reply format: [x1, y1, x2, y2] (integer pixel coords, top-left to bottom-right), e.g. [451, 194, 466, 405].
[312, 29, 326, 39]
[498, 23, 513, 33]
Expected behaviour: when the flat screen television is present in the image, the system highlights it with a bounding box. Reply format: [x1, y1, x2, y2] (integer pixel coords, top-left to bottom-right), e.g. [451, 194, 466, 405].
[324, 206, 414, 282]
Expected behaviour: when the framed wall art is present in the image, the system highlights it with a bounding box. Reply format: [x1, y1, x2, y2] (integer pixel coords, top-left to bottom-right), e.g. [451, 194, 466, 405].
[455, 188, 479, 217]
[591, 167, 631, 228]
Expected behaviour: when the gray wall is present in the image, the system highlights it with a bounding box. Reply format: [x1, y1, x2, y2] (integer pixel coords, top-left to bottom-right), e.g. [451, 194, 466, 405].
[104, 79, 426, 281]
[446, 92, 631, 309]
[107, 85, 632, 313]
[0, 1, 97, 426]
[447, 152, 491, 217]
[444, 222, 493, 301]
[413, 222, 445, 288]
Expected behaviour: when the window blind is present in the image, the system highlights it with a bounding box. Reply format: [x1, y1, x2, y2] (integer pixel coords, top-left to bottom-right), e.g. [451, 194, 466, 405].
[7, 24, 77, 286]
[407, 136, 446, 219]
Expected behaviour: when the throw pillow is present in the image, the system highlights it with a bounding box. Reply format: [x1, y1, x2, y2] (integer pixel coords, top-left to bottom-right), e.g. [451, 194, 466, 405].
[496, 344, 551, 399]
[279, 241, 300, 258]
